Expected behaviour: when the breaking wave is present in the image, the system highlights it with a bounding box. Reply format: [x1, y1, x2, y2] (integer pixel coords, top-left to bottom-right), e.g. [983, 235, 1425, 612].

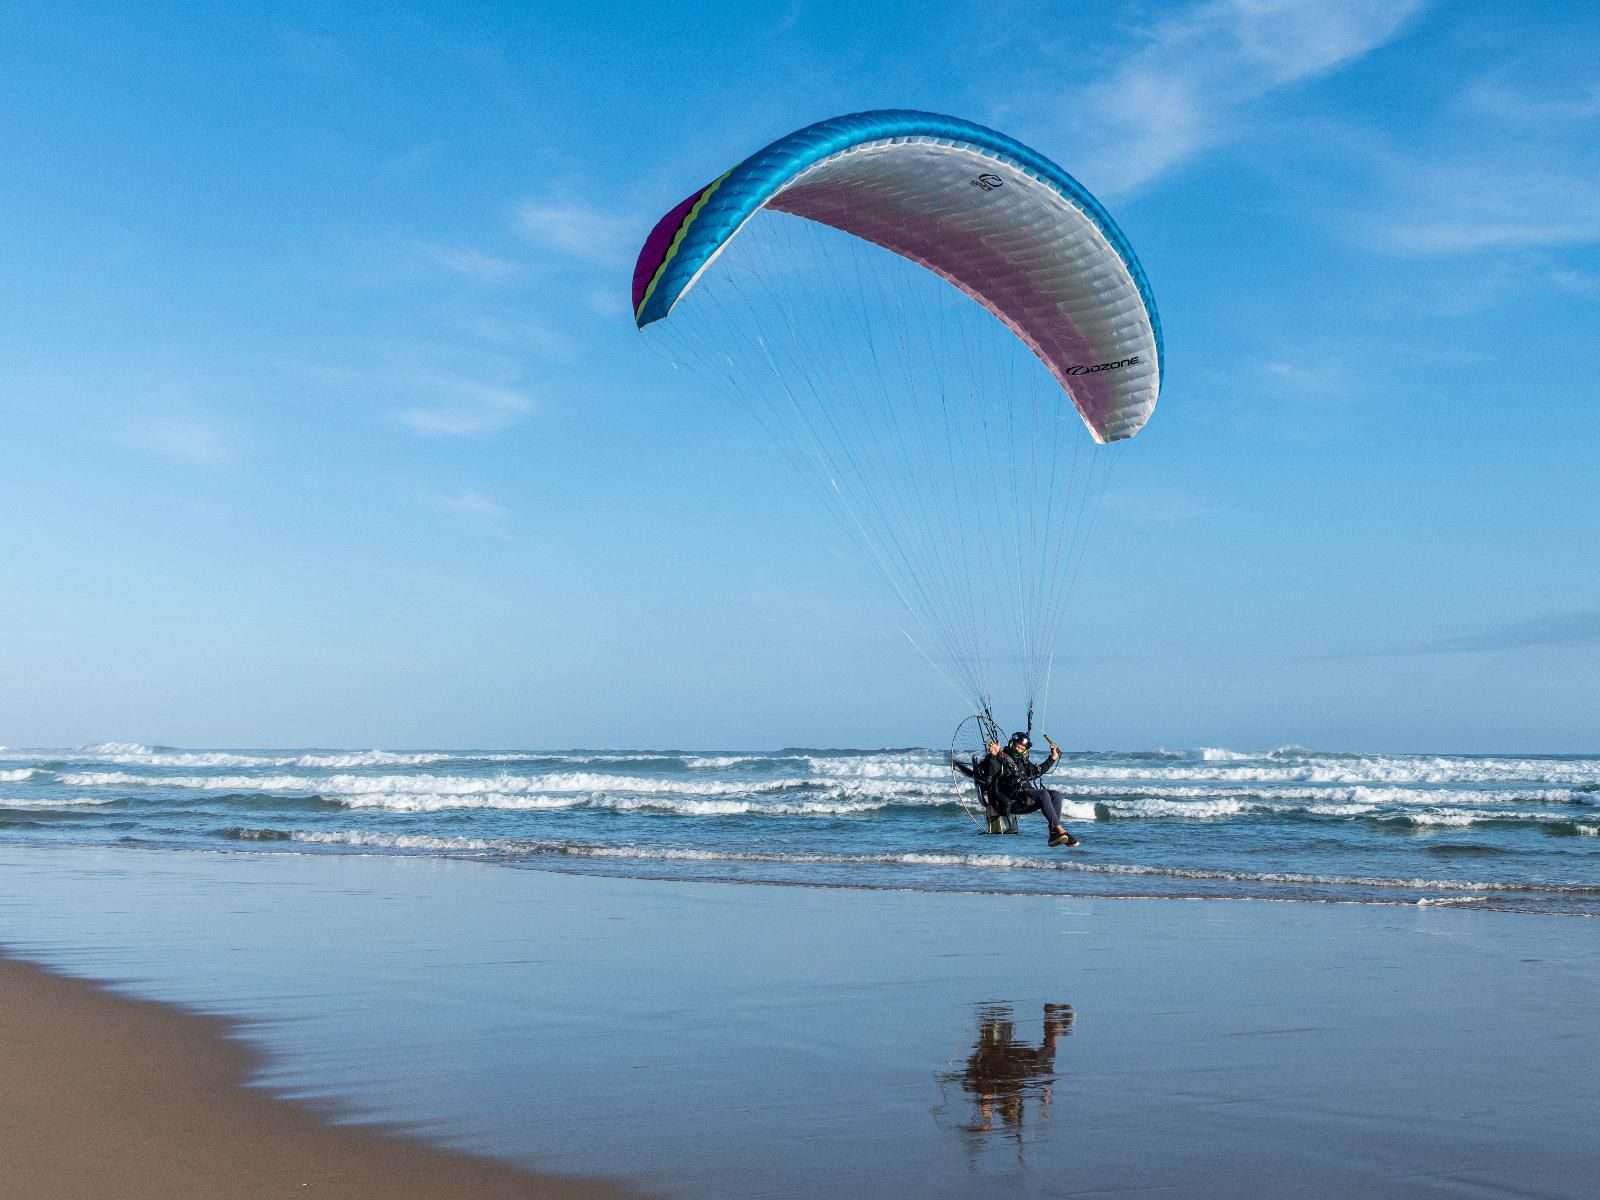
[4, 742, 1596, 915]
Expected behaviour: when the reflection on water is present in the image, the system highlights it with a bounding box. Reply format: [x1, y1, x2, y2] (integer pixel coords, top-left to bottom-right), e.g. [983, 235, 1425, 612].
[937, 1002, 1074, 1161]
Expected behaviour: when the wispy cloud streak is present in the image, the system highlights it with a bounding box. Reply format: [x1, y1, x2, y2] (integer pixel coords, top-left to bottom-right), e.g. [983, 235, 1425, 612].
[395, 377, 530, 436]
[1367, 74, 1600, 257]
[415, 242, 521, 280]
[1058, 0, 1429, 194]
[126, 415, 233, 466]
[515, 203, 639, 266]
[435, 489, 507, 520]
[1407, 611, 1600, 655]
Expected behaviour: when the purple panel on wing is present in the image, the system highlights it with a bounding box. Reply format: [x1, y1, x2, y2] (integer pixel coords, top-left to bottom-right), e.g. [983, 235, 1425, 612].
[632, 187, 708, 315]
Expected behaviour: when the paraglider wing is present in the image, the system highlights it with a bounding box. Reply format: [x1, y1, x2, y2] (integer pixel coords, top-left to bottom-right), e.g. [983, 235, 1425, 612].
[631, 109, 1161, 443]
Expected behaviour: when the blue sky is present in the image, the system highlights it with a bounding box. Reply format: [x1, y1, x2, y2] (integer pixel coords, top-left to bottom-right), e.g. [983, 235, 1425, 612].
[3, 0, 1597, 751]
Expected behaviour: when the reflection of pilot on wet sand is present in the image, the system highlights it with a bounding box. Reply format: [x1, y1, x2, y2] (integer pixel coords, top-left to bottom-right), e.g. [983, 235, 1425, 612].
[938, 1003, 1074, 1155]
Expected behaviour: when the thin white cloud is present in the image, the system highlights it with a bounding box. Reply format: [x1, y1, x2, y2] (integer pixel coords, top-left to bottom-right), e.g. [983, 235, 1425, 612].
[452, 312, 577, 358]
[581, 286, 630, 318]
[1262, 359, 1343, 394]
[395, 377, 530, 436]
[126, 415, 233, 465]
[1059, 0, 1429, 194]
[1410, 611, 1600, 655]
[1380, 162, 1600, 255]
[514, 202, 638, 266]
[1547, 265, 1600, 294]
[1298, 71, 1600, 263]
[416, 241, 521, 280]
[294, 347, 535, 438]
[1461, 78, 1600, 124]
[434, 490, 508, 521]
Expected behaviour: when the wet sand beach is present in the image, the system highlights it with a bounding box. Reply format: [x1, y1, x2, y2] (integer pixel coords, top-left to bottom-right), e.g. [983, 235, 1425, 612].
[0, 954, 639, 1200]
[3, 844, 1598, 1199]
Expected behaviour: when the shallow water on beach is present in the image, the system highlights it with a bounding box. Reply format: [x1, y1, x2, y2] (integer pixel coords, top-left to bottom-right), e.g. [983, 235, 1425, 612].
[2, 743, 1597, 914]
[2, 846, 1598, 1200]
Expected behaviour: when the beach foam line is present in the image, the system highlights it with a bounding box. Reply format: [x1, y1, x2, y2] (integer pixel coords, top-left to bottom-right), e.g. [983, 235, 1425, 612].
[331, 791, 923, 817]
[1088, 799, 1594, 827]
[804, 755, 950, 779]
[61, 746, 834, 770]
[1061, 782, 1583, 805]
[1050, 758, 1600, 786]
[0, 795, 121, 808]
[331, 792, 937, 817]
[258, 830, 1600, 895]
[87, 750, 456, 769]
[61, 749, 689, 770]
[1368, 807, 1595, 829]
[48, 772, 1596, 826]
[336, 793, 588, 812]
[55, 769, 960, 800]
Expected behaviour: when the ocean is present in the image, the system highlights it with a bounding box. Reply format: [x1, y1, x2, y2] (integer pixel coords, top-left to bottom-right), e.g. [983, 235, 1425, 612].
[2, 743, 1597, 915]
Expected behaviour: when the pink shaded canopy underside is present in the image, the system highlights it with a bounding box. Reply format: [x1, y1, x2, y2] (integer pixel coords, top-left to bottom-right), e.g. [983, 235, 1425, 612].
[759, 143, 1156, 443]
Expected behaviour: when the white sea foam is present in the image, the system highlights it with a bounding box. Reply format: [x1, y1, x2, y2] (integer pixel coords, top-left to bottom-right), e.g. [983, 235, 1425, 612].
[1375, 807, 1588, 828]
[102, 751, 268, 767]
[337, 792, 587, 813]
[595, 794, 894, 817]
[52, 763, 1596, 831]
[296, 751, 454, 768]
[80, 749, 459, 769]
[805, 755, 948, 780]
[58, 771, 143, 787]
[333, 790, 908, 817]
[1296, 802, 1381, 817]
[0, 795, 118, 808]
[66, 745, 715, 769]
[1197, 745, 1316, 762]
[43, 746, 1600, 791]
[1390, 810, 1478, 827]
[56, 768, 957, 803]
[54, 770, 728, 795]
[1071, 781, 1573, 804]
[292, 831, 504, 852]
[1099, 797, 1251, 820]
[265, 831, 1596, 897]
[1050, 754, 1600, 787]
[20, 745, 1598, 910]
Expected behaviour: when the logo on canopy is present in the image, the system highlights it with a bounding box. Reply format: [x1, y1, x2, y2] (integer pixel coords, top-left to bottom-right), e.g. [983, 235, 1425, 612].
[1065, 355, 1142, 376]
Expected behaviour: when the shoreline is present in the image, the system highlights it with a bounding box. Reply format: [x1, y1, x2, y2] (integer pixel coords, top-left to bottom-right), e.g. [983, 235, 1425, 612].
[0, 953, 643, 1200]
[18, 834, 1593, 916]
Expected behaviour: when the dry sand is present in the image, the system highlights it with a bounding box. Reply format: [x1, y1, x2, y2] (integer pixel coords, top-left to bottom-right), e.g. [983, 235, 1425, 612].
[0, 956, 642, 1200]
